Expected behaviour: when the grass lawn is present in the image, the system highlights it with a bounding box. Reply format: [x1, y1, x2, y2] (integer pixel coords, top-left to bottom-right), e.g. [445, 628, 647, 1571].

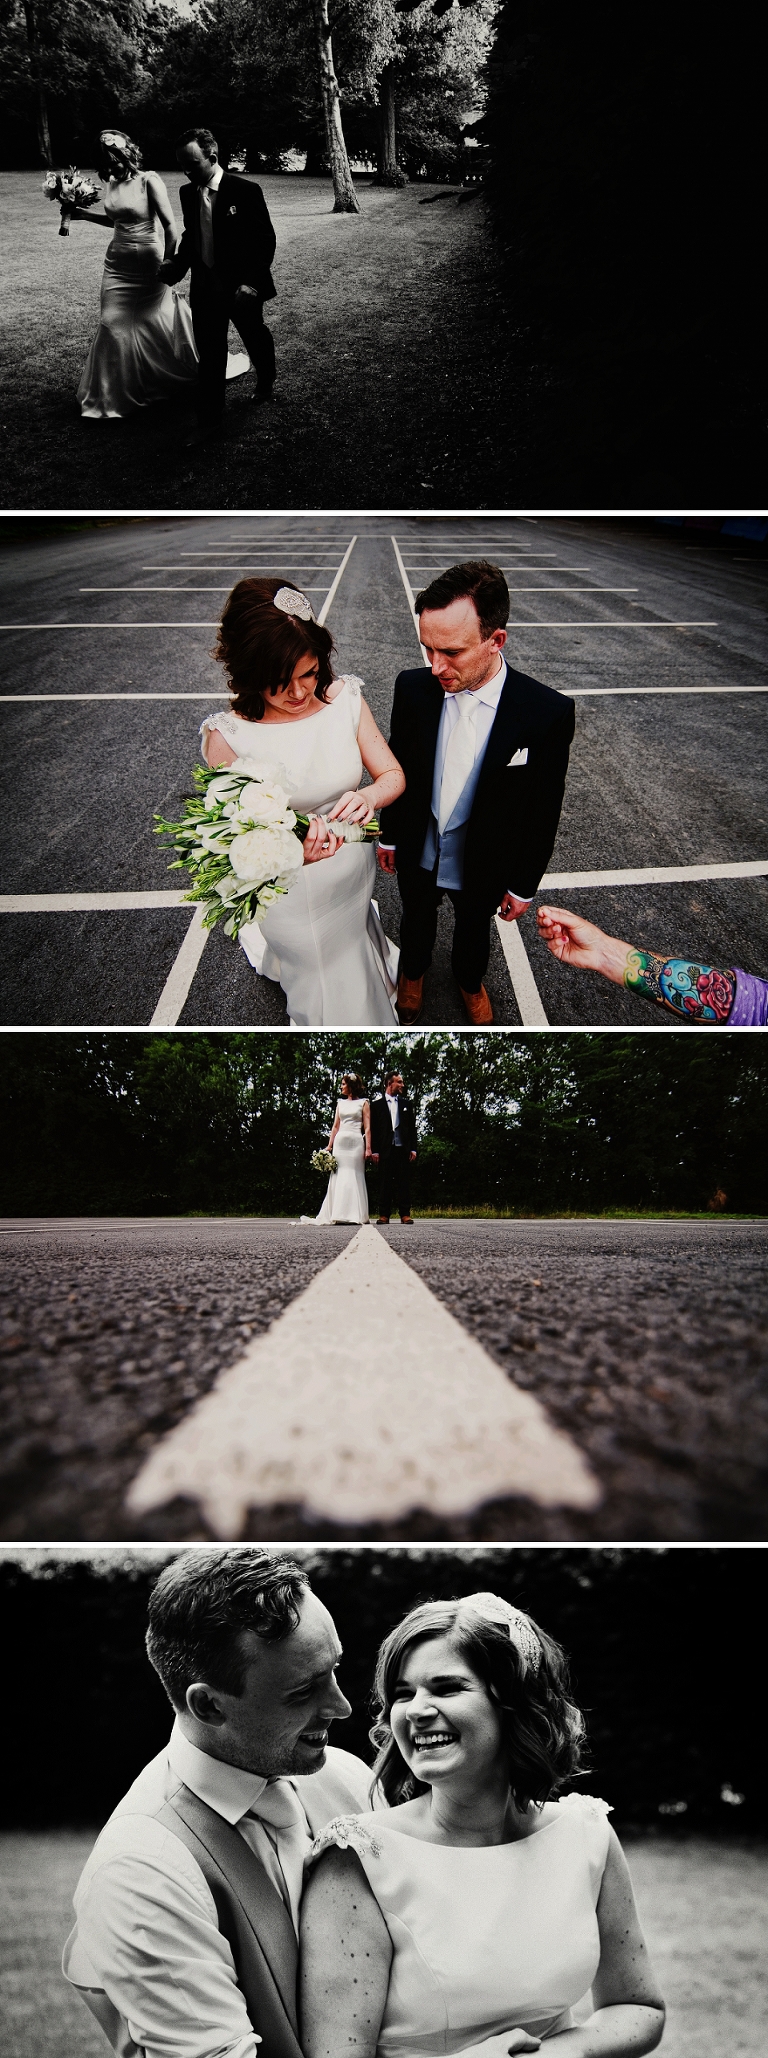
[0, 171, 532, 511]
[1, 1829, 766, 2058]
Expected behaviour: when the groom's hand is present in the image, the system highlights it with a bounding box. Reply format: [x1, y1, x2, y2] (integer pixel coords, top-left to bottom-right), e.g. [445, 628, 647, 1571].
[498, 892, 531, 923]
[377, 845, 396, 874]
[234, 283, 260, 300]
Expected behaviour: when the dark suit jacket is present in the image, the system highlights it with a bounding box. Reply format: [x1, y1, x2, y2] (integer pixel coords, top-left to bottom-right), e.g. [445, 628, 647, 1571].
[370, 1093, 418, 1158]
[164, 172, 277, 300]
[378, 664, 575, 908]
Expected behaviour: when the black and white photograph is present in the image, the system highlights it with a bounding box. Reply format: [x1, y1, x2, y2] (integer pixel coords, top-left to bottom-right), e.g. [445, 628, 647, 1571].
[0, 9, 763, 509]
[1, 1544, 766, 2058]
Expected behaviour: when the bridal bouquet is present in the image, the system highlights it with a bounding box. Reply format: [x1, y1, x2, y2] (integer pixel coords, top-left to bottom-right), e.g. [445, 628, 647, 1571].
[155, 758, 379, 941]
[310, 1151, 337, 1176]
[43, 169, 101, 234]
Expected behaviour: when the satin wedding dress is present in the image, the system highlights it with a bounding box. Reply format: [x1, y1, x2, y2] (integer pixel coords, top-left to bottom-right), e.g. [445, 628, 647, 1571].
[308, 1794, 613, 2056]
[77, 173, 248, 419]
[312, 1098, 370, 1225]
[201, 677, 399, 1027]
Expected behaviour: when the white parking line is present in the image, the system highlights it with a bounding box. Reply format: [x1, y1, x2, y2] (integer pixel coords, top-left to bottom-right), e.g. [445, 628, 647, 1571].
[0, 695, 227, 702]
[78, 586, 331, 594]
[541, 860, 768, 889]
[5, 860, 764, 920]
[318, 535, 357, 623]
[0, 622, 220, 630]
[126, 1223, 600, 1532]
[149, 905, 209, 1026]
[0, 892, 188, 911]
[494, 918, 549, 1024]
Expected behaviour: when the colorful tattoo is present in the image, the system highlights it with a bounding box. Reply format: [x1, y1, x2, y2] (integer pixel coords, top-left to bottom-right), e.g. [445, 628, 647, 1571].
[624, 951, 736, 1023]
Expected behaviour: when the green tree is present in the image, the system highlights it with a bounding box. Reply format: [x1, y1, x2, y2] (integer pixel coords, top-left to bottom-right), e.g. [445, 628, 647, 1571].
[0, 0, 152, 165]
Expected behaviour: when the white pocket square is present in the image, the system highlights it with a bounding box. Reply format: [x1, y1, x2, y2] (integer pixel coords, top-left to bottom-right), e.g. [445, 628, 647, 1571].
[507, 747, 528, 767]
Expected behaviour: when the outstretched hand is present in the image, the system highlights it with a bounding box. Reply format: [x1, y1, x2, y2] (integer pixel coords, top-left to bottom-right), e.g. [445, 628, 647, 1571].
[455, 2032, 541, 2058]
[537, 904, 611, 971]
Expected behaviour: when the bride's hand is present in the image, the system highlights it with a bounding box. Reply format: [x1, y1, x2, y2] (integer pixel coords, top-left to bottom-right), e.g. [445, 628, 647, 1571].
[302, 816, 343, 864]
[327, 789, 375, 825]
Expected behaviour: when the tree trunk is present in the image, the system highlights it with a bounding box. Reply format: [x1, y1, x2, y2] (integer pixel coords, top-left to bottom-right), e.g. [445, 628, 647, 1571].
[311, 0, 360, 214]
[377, 62, 397, 179]
[23, 1, 53, 166]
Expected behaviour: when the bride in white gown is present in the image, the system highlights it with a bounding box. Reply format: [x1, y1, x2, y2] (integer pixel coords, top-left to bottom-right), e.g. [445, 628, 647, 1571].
[308, 1074, 372, 1224]
[201, 576, 405, 1027]
[66, 129, 249, 419]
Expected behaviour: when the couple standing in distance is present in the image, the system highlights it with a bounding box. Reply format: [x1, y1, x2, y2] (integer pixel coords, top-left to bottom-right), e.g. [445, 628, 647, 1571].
[202, 559, 575, 1027]
[64, 1548, 665, 2058]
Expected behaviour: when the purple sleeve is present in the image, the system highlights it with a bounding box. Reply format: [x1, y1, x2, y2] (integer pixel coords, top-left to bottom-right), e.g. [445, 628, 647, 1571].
[728, 970, 768, 1026]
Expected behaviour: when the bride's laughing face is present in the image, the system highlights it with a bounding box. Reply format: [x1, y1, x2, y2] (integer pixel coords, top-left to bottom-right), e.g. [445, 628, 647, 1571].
[389, 1631, 506, 1790]
[263, 652, 321, 719]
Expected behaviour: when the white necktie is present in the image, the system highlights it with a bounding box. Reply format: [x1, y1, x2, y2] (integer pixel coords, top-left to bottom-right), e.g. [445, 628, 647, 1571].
[199, 184, 215, 267]
[241, 1780, 311, 1932]
[438, 692, 479, 833]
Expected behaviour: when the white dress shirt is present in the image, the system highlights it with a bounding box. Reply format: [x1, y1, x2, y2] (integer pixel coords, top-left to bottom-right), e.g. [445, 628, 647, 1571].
[199, 162, 224, 265]
[385, 1090, 401, 1139]
[62, 1725, 368, 2058]
[382, 657, 531, 905]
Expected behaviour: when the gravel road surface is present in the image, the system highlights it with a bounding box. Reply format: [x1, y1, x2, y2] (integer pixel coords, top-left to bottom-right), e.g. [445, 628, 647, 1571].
[1, 1217, 765, 1543]
[1, 516, 766, 1027]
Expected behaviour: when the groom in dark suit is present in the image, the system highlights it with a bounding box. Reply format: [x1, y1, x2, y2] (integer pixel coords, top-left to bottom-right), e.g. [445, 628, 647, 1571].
[159, 126, 277, 444]
[377, 560, 575, 1024]
[369, 1071, 418, 1223]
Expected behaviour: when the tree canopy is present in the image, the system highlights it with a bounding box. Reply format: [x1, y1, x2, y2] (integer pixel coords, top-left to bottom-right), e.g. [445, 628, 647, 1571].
[2, 1031, 766, 1216]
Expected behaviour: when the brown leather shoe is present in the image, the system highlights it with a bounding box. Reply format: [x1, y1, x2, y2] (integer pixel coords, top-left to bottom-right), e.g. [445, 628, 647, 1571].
[399, 1215, 414, 1224]
[377, 1216, 390, 1224]
[397, 972, 424, 1022]
[460, 983, 493, 1025]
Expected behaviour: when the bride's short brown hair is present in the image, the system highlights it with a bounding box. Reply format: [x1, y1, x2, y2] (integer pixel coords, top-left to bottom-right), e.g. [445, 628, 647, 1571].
[214, 578, 336, 722]
[369, 1597, 587, 1811]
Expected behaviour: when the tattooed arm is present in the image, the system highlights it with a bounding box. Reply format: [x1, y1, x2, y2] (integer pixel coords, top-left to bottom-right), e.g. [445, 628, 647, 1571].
[537, 907, 736, 1023]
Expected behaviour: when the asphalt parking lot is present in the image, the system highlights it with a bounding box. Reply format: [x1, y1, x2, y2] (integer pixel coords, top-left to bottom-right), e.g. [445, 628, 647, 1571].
[1, 515, 766, 1027]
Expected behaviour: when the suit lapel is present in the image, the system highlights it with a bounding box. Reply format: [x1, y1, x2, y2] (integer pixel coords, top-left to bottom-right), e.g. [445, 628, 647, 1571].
[420, 674, 444, 776]
[476, 670, 528, 783]
[165, 1781, 298, 2026]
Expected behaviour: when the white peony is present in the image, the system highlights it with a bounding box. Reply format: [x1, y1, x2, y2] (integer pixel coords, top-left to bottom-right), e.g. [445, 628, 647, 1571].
[196, 825, 231, 855]
[229, 823, 303, 887]
[229, 754, 291, 790]
[204, 774, 241, 812]
[232, 781, 295, 827]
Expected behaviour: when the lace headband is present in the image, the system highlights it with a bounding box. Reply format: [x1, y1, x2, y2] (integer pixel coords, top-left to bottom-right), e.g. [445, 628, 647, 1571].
[456, 1591, 542, 1676]
[273, 586, 314, 622]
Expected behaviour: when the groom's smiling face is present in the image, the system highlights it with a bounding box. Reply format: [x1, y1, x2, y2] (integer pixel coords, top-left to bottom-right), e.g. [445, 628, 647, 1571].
[182, 1589, 351, 1777]
[419, 595, 507, 695]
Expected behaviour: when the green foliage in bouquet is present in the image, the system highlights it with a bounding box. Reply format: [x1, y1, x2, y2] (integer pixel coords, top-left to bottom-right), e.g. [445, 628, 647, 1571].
[310, 1150, 337, 1175]
[155, 759, 379, 942]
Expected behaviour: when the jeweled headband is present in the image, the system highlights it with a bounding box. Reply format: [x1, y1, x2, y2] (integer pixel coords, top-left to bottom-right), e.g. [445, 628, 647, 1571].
[456, 1591, 542, 1676]
[273, 586, 314, 622]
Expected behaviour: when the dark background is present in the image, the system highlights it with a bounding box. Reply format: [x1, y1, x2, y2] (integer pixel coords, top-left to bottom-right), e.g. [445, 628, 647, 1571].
[2, 1031, 767, 1218]
[1, 1545, 763, 1833]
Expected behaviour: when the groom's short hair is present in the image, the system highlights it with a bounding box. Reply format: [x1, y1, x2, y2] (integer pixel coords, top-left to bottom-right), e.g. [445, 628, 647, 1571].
[176, 126, 219, 161]
[415, 559, 509, 640]
[146, 1548, 308, 1709]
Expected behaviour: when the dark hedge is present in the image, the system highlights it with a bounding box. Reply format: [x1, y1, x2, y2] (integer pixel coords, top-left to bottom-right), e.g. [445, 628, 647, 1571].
[1, 1547, 763, 1832]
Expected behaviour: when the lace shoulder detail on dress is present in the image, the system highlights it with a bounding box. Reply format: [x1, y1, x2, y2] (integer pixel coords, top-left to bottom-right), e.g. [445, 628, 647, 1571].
[199, 709, 241, 753]
[335, 674, 365, 733]
[558, 1793, 613, 1821]
[309, 1815, 384, 1864]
